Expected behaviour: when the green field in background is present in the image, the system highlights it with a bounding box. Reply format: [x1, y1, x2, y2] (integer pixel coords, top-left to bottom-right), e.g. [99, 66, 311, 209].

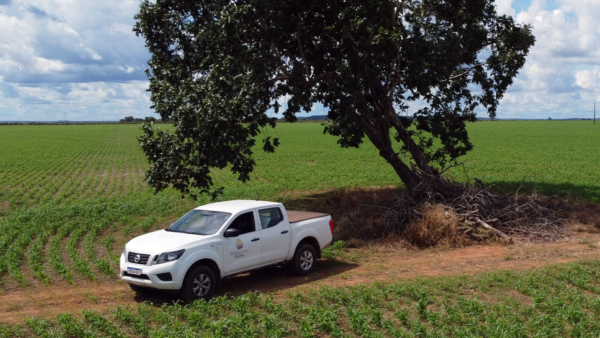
[1, 120, 598, 212]
[0, 125, 149, 210]
[455, 121, 600, 201]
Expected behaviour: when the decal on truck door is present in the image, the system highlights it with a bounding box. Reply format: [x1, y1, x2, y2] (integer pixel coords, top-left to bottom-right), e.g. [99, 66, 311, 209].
[230, 249, 249, 258]
[231, 238, 248, 258]
[224, 211, 261, 271]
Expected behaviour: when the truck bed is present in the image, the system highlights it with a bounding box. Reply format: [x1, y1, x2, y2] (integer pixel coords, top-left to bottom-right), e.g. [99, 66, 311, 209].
[287, 210, 329, 223]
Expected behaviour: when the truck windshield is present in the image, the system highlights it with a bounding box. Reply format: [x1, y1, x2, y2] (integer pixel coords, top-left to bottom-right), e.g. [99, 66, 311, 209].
[168, 210, 231, 235]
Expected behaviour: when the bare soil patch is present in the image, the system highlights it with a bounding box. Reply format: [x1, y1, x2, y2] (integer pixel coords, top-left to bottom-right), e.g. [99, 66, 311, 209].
[1, 232, 599, 324]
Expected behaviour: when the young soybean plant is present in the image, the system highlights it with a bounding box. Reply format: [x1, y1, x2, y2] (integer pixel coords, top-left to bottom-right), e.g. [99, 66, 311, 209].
[27, 231, 50, 284]
[49, 221, 77, 284]
[67, 224, 95, 281]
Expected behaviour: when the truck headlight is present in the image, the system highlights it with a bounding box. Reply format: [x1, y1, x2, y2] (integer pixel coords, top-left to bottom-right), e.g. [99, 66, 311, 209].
[156, 249, 185, 264]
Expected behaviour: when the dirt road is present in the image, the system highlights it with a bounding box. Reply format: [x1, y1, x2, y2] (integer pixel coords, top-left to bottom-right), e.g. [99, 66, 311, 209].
[1, 232, 599, 324]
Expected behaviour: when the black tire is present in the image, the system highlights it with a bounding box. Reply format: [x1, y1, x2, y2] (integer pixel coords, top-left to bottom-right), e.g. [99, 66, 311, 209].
[180, 265, 216, 301]
[292, 244, 317, 276]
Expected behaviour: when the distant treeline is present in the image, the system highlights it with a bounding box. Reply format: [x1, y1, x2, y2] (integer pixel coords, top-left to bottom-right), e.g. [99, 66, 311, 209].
[0, 116, 169, 126]
[0, 122, 121, 126]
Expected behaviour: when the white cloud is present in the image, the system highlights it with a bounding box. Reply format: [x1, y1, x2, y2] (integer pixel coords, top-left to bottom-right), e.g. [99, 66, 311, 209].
[0, 81, 154, 121]
[495, 0, 516, 16]
[0, 0, 599, 121]
[0, 0, 152, 121]
[575, 67, 600, 90]
[490, 0, 600, 119]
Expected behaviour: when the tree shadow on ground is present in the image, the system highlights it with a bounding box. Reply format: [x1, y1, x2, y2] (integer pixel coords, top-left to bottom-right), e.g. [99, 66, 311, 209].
[282, 186, 403, 215]
[485, 180, 600, 202]
[283, 180, 600, 213]
[131, 259, 359, 306]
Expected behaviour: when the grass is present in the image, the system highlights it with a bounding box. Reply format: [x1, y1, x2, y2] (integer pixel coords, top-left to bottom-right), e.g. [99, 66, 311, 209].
[0, 259, 598, 337]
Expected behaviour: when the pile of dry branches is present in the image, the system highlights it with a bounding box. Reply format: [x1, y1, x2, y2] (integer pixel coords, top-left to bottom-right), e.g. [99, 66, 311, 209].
[345, 175, 568, 244]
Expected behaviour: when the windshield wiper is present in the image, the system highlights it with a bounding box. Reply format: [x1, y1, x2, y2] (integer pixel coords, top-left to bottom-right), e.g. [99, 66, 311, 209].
[181, 231, 206, 235]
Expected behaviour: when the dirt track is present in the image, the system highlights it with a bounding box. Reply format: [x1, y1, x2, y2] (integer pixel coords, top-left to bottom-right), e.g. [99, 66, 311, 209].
[1, 232, 599, 324]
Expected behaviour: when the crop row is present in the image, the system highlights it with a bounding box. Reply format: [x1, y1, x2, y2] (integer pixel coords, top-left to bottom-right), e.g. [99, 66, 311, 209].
[0, 125, 149, 210]
[1, 260, 600, 337]
[0, 193, 191, 287]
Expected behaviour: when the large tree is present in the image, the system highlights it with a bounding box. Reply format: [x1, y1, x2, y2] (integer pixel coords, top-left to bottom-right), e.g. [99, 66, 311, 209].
[134, 0, 534, 198]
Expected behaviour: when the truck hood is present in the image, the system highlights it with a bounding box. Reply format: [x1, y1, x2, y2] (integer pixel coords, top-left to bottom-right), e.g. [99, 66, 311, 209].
[125, 229, 213, 254]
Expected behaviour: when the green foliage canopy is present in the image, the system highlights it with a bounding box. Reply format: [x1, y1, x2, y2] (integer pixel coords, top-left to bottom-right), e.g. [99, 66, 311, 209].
[134, 0, 535, 197]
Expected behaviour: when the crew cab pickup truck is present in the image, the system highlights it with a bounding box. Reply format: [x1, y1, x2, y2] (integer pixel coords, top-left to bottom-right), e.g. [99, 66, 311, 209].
[120, 200, 334, 300]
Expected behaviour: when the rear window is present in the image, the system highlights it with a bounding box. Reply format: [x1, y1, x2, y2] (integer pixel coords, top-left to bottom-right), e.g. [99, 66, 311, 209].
[258, 207, 284, 229]
[168, 210, 231, 235]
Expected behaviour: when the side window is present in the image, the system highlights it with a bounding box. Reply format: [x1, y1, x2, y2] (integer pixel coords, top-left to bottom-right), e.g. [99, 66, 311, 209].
[258, 208, 284, 229]
[227, 212, 256, 235]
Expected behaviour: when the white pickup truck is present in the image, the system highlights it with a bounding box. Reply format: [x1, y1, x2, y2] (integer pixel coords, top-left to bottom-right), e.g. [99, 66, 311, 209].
[120, 200, 334, 300]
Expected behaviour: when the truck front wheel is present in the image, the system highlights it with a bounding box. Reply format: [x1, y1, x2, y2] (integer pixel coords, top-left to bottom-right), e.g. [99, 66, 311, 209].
[180, 265, 216, 301]
[292, 244, 317, 276]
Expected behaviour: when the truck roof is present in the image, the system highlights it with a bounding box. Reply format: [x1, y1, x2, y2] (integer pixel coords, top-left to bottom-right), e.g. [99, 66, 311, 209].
[196, 200, 282, 214]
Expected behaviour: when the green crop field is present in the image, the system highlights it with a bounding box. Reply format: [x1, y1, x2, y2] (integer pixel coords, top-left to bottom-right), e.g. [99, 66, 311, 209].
[454, 121, 600, 201]
[0, 121, 598, 336]
[1, 121, 598, 212]
[2, 260, 600, 337]
[0, 125, 149, 210]
[0, 121, 599, 286]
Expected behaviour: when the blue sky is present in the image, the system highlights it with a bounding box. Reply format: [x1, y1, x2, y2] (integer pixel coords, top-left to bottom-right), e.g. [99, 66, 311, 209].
[0, 0, 598, 121]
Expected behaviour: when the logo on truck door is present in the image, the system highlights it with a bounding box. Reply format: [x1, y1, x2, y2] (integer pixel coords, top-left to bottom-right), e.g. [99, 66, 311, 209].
[231, 239, 248, 258]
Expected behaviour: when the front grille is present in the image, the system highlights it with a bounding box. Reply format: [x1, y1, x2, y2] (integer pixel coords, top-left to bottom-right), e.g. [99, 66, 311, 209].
[128, 252, 150, 264]
[123, 272, 150, 279]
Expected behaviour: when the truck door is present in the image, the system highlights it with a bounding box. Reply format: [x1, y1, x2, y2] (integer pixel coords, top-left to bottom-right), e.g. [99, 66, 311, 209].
[258, 207, 292, 265]
[223, 211, 262, 275]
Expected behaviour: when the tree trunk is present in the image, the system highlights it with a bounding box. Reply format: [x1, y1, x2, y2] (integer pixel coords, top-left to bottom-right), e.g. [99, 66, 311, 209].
[359, 119, 422, 191]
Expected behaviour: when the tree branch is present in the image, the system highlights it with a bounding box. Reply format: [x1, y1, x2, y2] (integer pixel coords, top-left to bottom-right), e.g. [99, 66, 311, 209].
[296, 33, 312, 80]
[259, 18, 292, 78]
[443, 62, 488, 83]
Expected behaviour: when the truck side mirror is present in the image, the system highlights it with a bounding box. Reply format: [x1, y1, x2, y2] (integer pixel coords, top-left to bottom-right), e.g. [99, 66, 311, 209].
[224, 228, 240, 238]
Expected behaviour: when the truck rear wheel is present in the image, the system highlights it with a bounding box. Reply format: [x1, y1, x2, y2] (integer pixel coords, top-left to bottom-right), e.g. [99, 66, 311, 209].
[292, 244, 316, 276]
[180, 265, 216, 301]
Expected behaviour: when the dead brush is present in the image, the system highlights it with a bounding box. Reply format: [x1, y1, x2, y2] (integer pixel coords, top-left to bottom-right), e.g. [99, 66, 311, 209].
[316, 174, 575, 246]
[562, 200, 600, 232]
[402, 205, 473, 248]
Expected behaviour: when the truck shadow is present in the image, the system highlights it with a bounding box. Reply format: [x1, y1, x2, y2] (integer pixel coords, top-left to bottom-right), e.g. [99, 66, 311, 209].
[217, 259, 359, 296]
[131, 259, 359, 305]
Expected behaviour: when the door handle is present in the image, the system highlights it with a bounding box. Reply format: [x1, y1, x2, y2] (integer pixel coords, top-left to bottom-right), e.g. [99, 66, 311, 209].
[251, 238, 260, 242]
[281, 230, 289, 234]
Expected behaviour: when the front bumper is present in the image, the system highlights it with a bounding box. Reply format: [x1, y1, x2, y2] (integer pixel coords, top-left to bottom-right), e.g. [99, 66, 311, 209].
[119, 253, 183, 290]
